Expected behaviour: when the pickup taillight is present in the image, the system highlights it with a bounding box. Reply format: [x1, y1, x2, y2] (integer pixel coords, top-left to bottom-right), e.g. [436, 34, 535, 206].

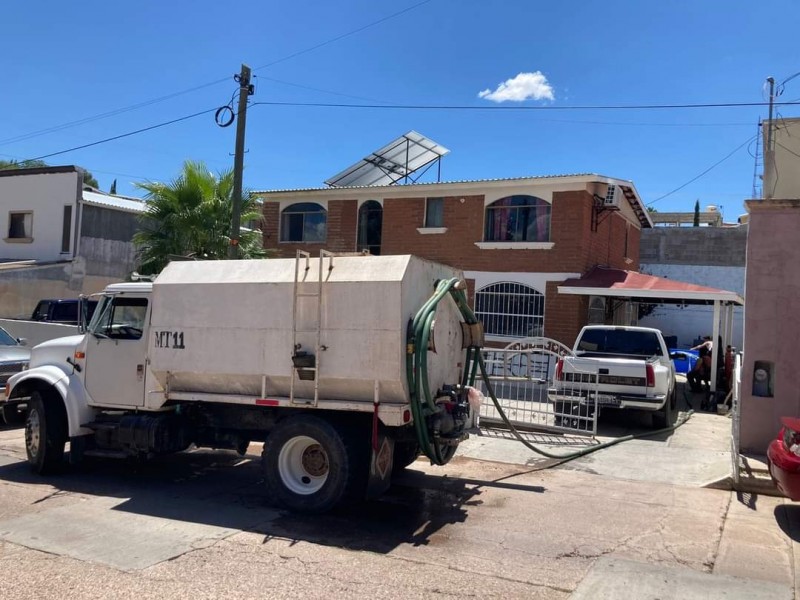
[555, 358, 564, 381]
[646, 364, 655, 387]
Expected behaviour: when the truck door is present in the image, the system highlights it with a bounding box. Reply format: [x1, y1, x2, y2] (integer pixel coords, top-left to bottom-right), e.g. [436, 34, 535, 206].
[84, 294, 149, 408]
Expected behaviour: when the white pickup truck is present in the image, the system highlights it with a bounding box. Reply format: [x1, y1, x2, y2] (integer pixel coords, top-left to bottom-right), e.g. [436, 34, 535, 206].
[550, 325, 677, 429]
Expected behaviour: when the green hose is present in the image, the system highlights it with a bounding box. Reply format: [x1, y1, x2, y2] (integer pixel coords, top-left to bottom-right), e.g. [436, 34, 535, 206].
[407, 279, 694, 467]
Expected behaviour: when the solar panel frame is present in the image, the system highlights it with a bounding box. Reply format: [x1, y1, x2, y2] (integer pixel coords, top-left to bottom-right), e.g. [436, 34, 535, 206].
[324, 131, 449, 188]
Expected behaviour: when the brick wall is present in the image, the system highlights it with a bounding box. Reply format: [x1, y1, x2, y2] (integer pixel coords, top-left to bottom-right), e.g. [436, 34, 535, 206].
[264, 190, 638, 272]
[263, 200, 358, 255]
[261, 188, 642, 347]
[544, 281, 588, 346]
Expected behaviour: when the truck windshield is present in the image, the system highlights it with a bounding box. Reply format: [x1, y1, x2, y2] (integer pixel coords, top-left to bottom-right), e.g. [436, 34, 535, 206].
[577, 329, 663, 357]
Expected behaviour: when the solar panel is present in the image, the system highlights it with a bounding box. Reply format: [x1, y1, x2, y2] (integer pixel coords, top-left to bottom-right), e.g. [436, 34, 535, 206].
[324, 131, 449, 188]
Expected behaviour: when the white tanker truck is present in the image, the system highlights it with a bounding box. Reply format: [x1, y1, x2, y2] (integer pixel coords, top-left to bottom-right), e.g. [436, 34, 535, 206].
[3, 253, 482, 512]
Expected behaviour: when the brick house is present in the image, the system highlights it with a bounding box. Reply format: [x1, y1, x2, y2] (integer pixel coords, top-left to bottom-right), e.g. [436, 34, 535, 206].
[256, 174, 652, 346]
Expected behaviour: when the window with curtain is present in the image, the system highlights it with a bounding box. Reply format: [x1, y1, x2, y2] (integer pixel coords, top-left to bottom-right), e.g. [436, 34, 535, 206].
[474, 282, 545, 338]
[280, 202, 327, 242]
[424, 197, 444, 227]
[484, 195, 550, 242]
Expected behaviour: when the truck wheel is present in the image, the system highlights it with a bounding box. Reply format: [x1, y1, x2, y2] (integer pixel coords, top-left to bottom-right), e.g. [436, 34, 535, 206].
[554, 401, 575, 427]
[26, 391, 67, 474]
[652, 392, 673, 430]
[262, 415, 364, 513]
[2, 403, 26, 426]
[392, 441, 420, 472]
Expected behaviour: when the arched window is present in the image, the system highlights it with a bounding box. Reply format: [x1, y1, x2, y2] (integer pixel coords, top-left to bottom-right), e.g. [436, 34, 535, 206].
[475, 282, 545, 338]
[357, 200, 383, 255]
[280, 202, 327, 242]
[484, 195, 550, 242]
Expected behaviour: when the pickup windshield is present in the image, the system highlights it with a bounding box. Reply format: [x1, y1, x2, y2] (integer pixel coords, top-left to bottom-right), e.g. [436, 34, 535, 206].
[577, 329, 663, 357]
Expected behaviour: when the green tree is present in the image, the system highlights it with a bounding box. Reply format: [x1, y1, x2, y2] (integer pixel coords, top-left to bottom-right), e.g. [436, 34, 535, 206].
[693, 199, 700, 227]
[133, 160, 266, 274]
[0, 159, 98, 188]
[109, 179, 117, 195]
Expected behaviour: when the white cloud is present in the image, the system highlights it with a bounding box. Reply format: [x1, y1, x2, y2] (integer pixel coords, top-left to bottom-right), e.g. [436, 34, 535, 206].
[478, 71, 555, 103]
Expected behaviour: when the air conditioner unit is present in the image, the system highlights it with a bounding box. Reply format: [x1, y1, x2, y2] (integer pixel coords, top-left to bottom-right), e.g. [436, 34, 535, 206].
[603, 184, 622, 210]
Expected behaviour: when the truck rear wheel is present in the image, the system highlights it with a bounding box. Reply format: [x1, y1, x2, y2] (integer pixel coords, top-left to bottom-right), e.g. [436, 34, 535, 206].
[26, 391, 67, 474]
[262, 415, 364, 513]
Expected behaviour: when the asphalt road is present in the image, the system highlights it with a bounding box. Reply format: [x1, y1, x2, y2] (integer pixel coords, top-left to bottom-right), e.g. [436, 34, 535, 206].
[0, 419, 795, 599]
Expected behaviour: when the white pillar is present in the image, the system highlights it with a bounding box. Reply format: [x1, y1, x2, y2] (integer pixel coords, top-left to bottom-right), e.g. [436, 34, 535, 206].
[727, 304, 735, 351]
[711, 300, 721, 393]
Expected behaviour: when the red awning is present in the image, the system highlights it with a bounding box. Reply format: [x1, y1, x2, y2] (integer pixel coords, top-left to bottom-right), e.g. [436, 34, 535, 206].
[558, 266, 743, 305]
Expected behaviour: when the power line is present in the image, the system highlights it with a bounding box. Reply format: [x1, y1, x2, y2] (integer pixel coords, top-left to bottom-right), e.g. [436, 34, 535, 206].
[0, 80, 228, 147]
[256, 75, 389, 104]
[646, 135, 757, 206]
[24, 108, 218, 162]
[0, 0, 436, 149]
[18, 97, 782, 165]
[252, 0, 436, 71]
[253, 100, 800, 111]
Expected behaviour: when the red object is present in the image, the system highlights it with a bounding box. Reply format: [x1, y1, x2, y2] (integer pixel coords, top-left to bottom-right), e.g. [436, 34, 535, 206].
[255, 398, 280, 406]
[645, 363, 655, 387]
[555, 358, 564, 380]
[767, 417, 800, 501]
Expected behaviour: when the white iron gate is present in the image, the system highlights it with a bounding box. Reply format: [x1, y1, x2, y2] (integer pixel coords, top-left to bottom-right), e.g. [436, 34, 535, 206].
[731, 353, 742, 485]
[478, 337, 599, 436]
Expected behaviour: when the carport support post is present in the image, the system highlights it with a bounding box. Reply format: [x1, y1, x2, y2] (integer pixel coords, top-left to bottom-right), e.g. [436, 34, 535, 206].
[711, 300, 721, 393]
[727, 304, 734, 350]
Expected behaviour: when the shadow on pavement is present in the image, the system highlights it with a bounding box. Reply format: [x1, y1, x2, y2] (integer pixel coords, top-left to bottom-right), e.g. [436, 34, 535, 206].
[0, 446, 544, 554]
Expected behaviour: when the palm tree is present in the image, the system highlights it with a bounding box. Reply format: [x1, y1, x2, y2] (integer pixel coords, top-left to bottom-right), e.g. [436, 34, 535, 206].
[133, 161, 266, 274]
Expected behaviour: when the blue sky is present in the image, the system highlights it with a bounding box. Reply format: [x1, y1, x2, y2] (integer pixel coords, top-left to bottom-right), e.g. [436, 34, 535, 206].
[2, 0, 799, 217]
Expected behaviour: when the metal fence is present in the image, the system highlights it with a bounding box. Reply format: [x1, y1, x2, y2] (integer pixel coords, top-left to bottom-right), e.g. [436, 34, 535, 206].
[477, 339, 599, 437]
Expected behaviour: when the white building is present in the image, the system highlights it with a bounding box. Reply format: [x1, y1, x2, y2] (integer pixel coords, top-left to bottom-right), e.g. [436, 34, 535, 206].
[0, 165, 145, 318]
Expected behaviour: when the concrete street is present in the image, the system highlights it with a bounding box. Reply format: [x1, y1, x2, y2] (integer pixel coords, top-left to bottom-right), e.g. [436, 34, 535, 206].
[0, 409, 796, 599]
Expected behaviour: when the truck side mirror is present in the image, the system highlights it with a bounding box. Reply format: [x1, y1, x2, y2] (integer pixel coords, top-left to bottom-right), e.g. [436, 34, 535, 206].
[16, 337, 27, 346]
[78, 296, 88, 334]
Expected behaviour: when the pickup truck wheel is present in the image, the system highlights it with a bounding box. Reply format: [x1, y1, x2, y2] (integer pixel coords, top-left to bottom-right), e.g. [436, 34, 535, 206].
[26, 391, 67, 474]
[263, 415, 364, 513]
[652, 391, 674, 430]
[554, 401, 580, 428]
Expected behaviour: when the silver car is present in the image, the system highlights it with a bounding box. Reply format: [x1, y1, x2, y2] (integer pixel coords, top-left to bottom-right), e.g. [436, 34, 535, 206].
[0, 327, 30, 425]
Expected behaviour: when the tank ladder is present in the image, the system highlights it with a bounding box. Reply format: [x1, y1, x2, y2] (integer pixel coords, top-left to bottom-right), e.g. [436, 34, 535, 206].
[290, 250, 371, 406]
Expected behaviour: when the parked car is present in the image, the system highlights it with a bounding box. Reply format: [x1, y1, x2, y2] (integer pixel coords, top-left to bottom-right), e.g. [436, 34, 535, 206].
[0, 326, 29, 425]
[767, 417, 800, 500]
[31, 298, 98, 325]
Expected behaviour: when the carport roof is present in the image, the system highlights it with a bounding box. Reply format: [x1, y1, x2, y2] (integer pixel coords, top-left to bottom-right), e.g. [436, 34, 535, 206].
[558, 266, 744, 305]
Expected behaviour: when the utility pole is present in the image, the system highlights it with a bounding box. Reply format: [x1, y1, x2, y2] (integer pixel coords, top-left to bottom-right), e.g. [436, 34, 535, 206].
[229, 63, 254, 259]
[764, 76, 776, 199]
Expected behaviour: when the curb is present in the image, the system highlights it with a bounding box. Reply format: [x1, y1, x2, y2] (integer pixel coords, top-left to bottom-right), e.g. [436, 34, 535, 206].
[702, 474, 782, 497]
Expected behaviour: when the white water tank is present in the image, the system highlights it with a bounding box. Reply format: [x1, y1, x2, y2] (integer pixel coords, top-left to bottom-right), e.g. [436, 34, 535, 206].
[148, 255, 466, 406]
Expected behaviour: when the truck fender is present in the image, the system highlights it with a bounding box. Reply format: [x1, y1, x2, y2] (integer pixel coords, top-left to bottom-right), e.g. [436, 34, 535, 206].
[7, 366, 94, 438]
